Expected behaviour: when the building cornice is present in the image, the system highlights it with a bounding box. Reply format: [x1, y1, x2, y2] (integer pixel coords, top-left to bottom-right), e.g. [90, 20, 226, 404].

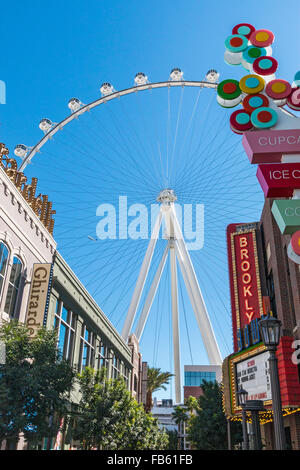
[0, 167, 56, 257]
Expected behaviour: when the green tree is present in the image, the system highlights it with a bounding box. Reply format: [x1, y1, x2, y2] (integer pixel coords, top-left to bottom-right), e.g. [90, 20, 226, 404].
[184, 396, 199, 417]
[165, 429, 178, 450]
[145, 367, 173, 412]
[187, 380, 242, 450]
[172, 406, 189, 449]
[74, 367, 168, 450]
[0, 322, 76, 449]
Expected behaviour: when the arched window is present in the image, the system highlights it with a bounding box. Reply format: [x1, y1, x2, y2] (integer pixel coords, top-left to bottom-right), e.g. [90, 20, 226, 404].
[0, 242, 9, 298]
[4, 256, 23, 318]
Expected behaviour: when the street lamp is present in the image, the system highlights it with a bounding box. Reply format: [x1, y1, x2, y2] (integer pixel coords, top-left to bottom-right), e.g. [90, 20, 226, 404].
[244, 400, 265, 450]
[259, 315, 286, 450]
[236, 386, 249, 450]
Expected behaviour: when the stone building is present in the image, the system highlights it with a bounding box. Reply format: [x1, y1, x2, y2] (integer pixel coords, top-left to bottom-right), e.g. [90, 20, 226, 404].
[259, 198, 300, 449]
[0, 144, 56, 325]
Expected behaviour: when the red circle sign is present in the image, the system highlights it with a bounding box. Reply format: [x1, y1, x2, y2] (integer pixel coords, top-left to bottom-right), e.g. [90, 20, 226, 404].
[291, 230, 300, 256]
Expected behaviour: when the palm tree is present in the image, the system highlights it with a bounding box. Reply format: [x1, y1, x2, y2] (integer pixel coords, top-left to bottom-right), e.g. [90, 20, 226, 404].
[171, 406, 189, 450]
[145, 367, 173, 413]
[184, 396, 200, 417]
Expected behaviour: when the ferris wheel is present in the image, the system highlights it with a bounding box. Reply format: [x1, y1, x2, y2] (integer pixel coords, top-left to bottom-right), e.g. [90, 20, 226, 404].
[14, 68, 264, 403]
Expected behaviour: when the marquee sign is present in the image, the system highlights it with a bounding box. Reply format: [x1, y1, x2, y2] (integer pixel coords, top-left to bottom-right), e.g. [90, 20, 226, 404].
[25, 263, 52, 338]
[257, 163, 300, 197]
[223, 338, 300, 418]
[271, 199, 300, 235]
[227, 224, 264, 352]
[236, 350, 271, 401]
[243, 129, 300, 164]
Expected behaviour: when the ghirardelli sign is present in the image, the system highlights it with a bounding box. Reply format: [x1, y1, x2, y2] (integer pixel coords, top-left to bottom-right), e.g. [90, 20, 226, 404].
[26, 264, 52, 338]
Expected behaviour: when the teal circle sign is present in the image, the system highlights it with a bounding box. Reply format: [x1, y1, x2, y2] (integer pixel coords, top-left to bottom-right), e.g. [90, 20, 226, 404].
[237, 25, 251, 36]
[236, 112, 251, 125]
[251, 107, 278, 128]
[245, 77, 260, 89]
[248, 96, 264, 108]
[259, 59, 273, 70]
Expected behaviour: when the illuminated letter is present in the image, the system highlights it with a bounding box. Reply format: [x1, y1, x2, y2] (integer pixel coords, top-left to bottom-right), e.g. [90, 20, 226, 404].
[241, 261, 250, 272]
[239, 237, 247, 248]
[243, 285, 252, 297]
[242, 273, 251, 284]
[240, 249, 249, 260]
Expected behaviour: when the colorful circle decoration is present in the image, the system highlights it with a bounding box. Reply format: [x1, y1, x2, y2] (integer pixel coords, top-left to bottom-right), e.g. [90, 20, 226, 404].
[291, 231, 300, 256]
[232, 23, 255, 39]
[242, 46, 267, 70]
[294, 71, 300, 87]
[219, 23, 296, 135]
[242, 93, 269, 113]
[252, 56, 278, 76]
[217, 79, 242, 107]
[265, 79, 292, 100]
[239, 74, 265, 94]
[230, 109, 253, 134]
[250, 29, 274, 48]
[225, 34, 248, 53]
[251, 106, 278, 128]
[287, 87, 300, 111]
[224, 49, 243, 66]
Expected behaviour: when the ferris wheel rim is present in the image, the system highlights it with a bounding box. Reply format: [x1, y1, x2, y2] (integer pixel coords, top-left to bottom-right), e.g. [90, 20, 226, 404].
[17, 79, 218, 171]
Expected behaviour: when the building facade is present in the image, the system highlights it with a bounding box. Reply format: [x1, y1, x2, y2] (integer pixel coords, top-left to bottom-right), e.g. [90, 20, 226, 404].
[259, 198, 300, 449]
[47, 251, 133, 387]
[184, 365, 222, 401]
[151, 398, 177, 433]
[0, 144, 56, 325]
[223, 199, 300, 450]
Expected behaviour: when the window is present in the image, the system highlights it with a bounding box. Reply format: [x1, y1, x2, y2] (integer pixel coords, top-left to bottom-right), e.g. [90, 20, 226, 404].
[54, 301, 76, 362]
[111, 354, 121, 379]
[79, 324, 95, 372]
[0, 242, 9, 298]
[97, 341, 109, 374]
[283, 246, 296, 328]
[118, 363, 130, 388]
[4, 255, 22, 318]
[184, 371, 216, 386]
[267, 270, 277, 317]
[122, 366, 130, 389]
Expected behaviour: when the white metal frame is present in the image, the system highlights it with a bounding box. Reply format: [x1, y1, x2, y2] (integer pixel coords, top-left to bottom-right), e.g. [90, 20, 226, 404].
[122, 200, 222, 404]
[18, 80, 218, 171]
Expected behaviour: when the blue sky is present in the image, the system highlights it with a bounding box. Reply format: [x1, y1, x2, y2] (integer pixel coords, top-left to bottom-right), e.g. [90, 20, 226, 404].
[1, 0, 300, 402]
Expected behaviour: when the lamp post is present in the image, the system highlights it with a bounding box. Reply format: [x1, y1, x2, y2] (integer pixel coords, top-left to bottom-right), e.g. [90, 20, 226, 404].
[244, 400, 265, 450]
[236, 386, 249, 450]
[259, 315, 286, 450]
